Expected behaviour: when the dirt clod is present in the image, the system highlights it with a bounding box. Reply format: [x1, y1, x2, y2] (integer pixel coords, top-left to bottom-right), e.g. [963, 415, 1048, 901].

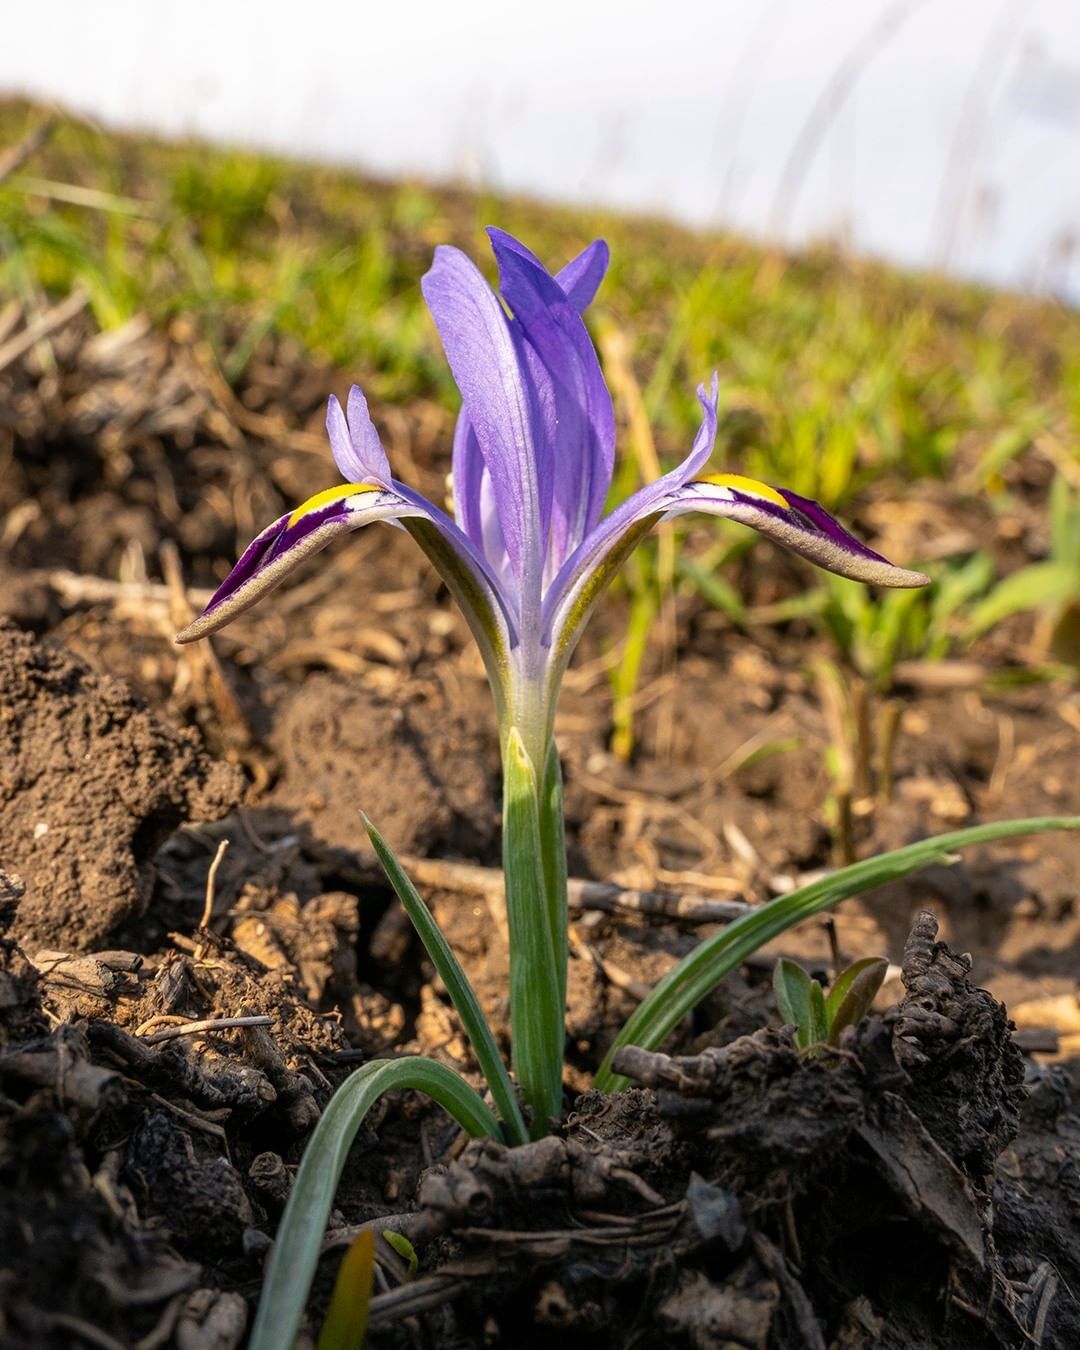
[0, 622, 243, 950]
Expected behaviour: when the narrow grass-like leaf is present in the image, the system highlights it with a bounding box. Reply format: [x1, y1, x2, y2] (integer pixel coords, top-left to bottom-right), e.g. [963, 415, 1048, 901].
[967, 561, 1079, 637]
[772, 959, 813, 1045]
[248, 1057, 499, 1350]
[503, 728, 564, 1137]
[317, 1228, 375, 1350]
[539, 741, 569, 1017]
[363, 813, 528, 1147]
[827, 959, 888, 1043]
[595, 816, 1080, 1091]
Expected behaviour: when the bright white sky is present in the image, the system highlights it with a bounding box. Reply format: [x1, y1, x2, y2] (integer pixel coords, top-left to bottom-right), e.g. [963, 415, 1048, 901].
[4, 0, 1080, 297]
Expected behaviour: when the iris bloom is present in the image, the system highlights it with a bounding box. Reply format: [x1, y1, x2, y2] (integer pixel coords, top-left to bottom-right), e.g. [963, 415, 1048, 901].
[177, 227, 926, 770]
[178, 228, 926, 1132]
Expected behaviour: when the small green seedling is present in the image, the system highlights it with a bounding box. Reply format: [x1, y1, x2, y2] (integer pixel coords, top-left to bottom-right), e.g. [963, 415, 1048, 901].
[381, 1230, 418, 1279]
[773, 956, 888, 1054]
[967, 475, 1080, 666]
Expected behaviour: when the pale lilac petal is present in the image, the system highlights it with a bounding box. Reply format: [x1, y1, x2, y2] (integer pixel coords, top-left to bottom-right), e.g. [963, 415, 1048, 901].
[476, 467, 513, 590]
[449, 408, 515, 594]
[488, 227, 615, 573]
[451, 411, 486, 543]
[421, 245, 545, 618]
[326, 387, 392, 486]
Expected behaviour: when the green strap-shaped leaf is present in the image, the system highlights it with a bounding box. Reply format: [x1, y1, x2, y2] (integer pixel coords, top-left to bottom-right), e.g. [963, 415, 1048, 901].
[503, 727, 564, 1137]
[538, 741, 569, 1017]
[248, 1057, 500, 1350]
[363, 813, 528, 1147]
[594, 816, 1080, 1092]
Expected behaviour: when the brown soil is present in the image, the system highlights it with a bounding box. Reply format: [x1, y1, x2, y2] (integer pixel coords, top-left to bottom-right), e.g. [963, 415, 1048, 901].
[1, 310, 1078, 1348]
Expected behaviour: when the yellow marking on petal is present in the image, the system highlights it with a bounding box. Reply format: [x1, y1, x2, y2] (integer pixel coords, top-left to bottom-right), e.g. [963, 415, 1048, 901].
[695, 473, 789, 509]
[287, 482, 380, 527]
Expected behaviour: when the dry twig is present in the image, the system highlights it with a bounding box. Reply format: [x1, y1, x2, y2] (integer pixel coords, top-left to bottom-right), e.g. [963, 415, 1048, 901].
[140, 1015, 273, 1045]
[0, 116, 55, 187]
[0, 287, 90, 376]
[200, 839, 231, 930]
[385, 851, 754, 924]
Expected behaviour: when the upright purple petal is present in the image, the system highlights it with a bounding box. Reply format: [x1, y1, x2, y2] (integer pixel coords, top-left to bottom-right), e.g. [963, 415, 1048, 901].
[422, 245, 545, 627]
[449, 234, 610, 568]
[488, 227, 615, 577]
[556, 239, 610, 312]
[542, 379, 719, 650]
[326, 386, 392, 486]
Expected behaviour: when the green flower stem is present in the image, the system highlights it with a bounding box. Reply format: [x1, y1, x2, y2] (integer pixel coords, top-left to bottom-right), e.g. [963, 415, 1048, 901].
[594, 815, 1080, 1092]
[248, 1057, 499, 1350]
[503, 726, 564, 1137]
[363, 813, 529, 1146]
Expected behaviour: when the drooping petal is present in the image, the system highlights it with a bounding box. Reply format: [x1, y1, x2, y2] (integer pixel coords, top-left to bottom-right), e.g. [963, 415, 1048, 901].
[326, 386, 393, 486]
[542, 378, 720, 657]
[488, 227, 615, 575]
[175, 482, 517, 697]
[175, 484, 397, 642]
[422, 244, 545, 626]
[661, 477, 930, 588]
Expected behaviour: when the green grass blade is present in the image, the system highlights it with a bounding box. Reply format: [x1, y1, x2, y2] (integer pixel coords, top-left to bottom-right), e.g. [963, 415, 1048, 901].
[249, 1057, 500, 1350]
[967, 561, 1079, 637]
[362, 813, 528, 1146]
[594, 816, 1080, 1091]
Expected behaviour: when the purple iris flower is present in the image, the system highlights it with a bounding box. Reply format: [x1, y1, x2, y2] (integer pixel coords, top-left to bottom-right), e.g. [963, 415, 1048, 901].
[177, 228, 927, 756]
